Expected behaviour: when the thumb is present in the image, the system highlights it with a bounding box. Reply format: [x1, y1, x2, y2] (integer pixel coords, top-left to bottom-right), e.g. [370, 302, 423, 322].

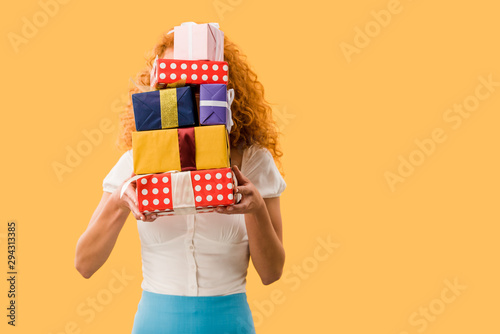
[232, 165, 249, 185]
[129, 172, 138, 186]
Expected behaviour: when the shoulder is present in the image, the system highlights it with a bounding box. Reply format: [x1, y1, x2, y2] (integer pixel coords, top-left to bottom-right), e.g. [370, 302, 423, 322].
[241, 145, 274, 171]
[241, 145, 286, 198]
[102, 150, 134, 193]
[119, 150, 134, 164]
[110, 150, 134, 173]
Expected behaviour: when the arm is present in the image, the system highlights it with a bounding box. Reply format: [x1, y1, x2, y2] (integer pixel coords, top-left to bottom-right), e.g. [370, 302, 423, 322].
[74, 177, 158, 279]
[217, 166, 285, 285]
[245, 197, 285, 285]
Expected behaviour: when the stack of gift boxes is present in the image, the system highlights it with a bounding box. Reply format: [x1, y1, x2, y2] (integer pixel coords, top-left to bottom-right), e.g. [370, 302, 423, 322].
[131, 22, 237, 216]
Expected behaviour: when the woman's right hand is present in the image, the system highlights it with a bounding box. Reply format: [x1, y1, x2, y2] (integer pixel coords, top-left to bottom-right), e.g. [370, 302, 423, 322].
[112, 173, 158, 222]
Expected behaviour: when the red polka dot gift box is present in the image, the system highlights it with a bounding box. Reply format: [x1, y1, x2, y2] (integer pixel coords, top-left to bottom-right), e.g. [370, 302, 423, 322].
[137, 167, 237, 215]
[150, 58, 229, 89]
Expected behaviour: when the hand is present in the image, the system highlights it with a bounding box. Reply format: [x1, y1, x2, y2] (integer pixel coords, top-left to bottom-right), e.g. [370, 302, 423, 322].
[112, 173, 158, 222]
[216, 165, 265, 215]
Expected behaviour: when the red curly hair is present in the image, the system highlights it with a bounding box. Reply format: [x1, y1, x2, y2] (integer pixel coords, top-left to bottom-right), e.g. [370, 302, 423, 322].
[117, 27, 283, 171]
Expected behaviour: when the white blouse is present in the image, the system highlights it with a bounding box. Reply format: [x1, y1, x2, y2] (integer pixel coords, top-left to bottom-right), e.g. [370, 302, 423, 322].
[102, 145, 286, 296]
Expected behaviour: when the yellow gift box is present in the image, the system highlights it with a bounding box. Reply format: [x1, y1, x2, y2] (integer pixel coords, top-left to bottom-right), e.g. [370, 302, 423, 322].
[132, 125, 230, 175]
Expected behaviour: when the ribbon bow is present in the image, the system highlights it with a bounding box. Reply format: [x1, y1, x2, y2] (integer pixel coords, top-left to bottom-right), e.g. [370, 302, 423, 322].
[148, 55, 159, 89]
[119, 171, 195, 215]
[120, 168, 239, 216]
[227, 88, 235, 131]
[199, 87, 235, 132]
[167, 22, 220, 35]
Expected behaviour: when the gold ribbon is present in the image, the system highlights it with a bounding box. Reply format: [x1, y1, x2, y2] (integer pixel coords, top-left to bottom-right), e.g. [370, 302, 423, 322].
[160, 89, 179, 129]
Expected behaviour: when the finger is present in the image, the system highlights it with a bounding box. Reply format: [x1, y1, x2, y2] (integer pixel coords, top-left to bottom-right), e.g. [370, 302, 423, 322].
[143, 213, 158, 222]
[216, 203, 247, 215]
[124, 186, 138, 206]
[232, 165, 249, 185]
[228, 202, 249, 212]
[235, 185, 252, 196]
[216, 206, 233, 214]
[127, 173, 138, 189]
[124, 197, 145, 220]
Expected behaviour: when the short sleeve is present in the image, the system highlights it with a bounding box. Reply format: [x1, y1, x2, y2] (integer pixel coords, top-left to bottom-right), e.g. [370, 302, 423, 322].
[241, 145, 286, 198]
[102, 150, 134, 193]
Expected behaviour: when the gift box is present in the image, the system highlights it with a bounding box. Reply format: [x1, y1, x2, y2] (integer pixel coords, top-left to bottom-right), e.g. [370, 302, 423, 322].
[150, 58, 228, 89]
[132, 86, 197, 131]
[199, 84, 234, 131]
[173, 22, 224, 61]
[132, 125, 230, 174]
[136, 167, 236, 215]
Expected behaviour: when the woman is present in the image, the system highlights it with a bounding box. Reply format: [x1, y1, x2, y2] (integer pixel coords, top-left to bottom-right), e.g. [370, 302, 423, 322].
[74, 27, 286, 333]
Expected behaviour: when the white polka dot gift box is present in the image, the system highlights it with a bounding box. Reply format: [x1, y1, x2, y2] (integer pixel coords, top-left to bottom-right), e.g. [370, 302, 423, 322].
[136, 167, 237, 215]
[150, 58, 229, 89]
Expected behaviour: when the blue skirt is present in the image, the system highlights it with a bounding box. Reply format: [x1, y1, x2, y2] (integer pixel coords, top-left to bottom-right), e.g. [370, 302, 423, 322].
[131, 290, 256, 334]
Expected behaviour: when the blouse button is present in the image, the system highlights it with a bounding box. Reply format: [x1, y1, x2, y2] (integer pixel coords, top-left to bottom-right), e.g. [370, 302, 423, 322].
[189, 245, 194, 250]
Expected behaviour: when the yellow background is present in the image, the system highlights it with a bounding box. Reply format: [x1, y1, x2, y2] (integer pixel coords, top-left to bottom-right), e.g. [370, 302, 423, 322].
[1, 0, 499, 333]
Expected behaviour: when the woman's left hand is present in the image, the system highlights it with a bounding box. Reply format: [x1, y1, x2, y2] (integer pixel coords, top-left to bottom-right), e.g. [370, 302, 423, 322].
[216, 165, 265, 215]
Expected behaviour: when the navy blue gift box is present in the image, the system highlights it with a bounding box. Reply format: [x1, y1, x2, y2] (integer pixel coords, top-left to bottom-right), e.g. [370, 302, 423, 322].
[132, 86, 197, 131]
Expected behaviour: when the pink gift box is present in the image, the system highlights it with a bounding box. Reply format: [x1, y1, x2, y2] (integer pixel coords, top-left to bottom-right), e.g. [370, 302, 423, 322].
[174, 22, 224, 61]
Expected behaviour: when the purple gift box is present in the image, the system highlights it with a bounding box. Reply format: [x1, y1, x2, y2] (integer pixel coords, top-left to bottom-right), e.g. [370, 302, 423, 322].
[199, 84, 234, 132]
